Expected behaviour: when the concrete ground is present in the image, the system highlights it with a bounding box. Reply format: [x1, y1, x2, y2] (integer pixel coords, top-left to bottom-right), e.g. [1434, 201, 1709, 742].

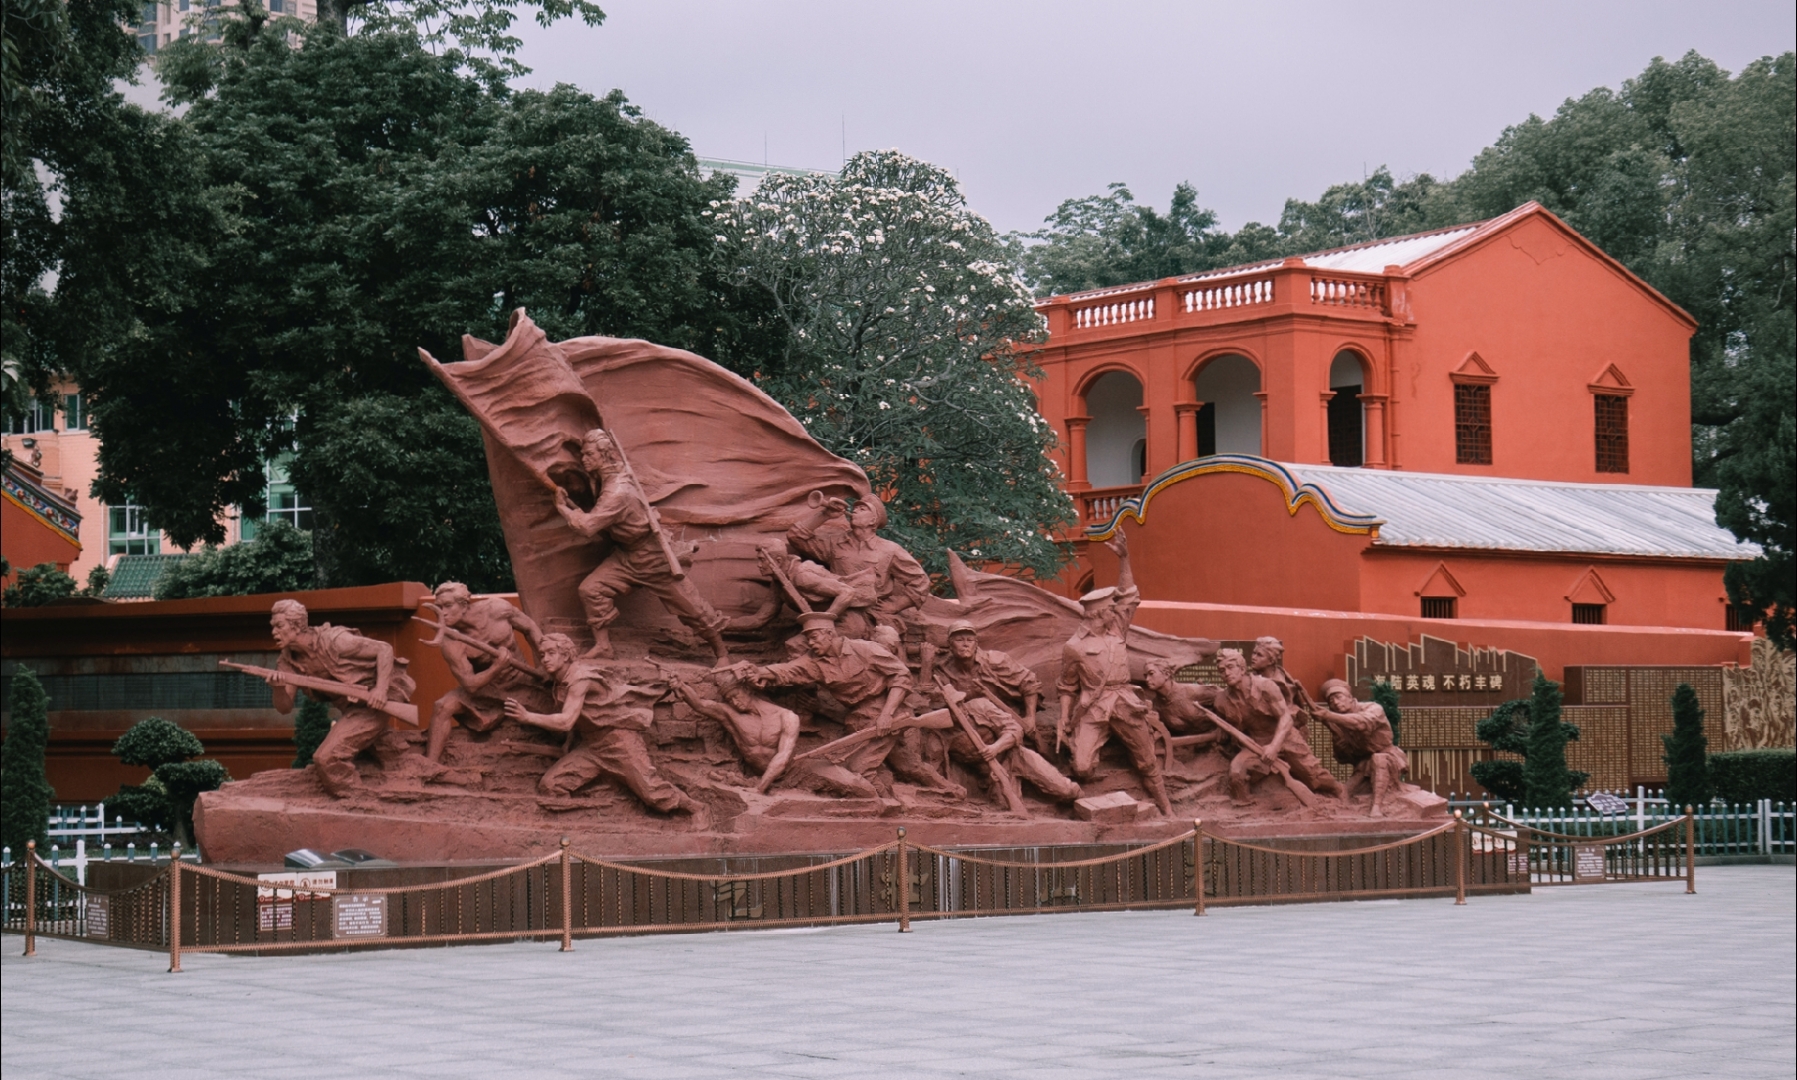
[2, 866, 1791, 1080]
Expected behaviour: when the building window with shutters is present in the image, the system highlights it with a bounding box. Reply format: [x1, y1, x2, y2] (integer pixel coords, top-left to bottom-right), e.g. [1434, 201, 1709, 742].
[1594, 394, 1628, 473]
[1454, 384, 1491, 465]
[1421, 596, 1457, 619]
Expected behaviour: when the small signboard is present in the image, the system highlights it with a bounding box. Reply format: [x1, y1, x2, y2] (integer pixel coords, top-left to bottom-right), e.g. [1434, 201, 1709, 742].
[84, 895, 109, 939]
[1572, 845, 1606, 883]
[1507, 851, 1530, 876]
[1586, 792, 1629, 815]
[257, 871, 337, 932]
[333, 893, 387, 939]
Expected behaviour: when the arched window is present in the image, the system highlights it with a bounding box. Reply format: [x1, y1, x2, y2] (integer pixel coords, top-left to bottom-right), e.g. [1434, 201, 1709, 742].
[1083, 370, 1146, 486]
[1193, 355, 1260, 456]
[1327, 351, 1366, 467]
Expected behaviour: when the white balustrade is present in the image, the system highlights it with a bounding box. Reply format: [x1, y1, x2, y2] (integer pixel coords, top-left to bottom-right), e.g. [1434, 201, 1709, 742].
[1071, 291, 1156, 329]
[1181, 275, 1275, 312]
[1309, 275, 1386, 310]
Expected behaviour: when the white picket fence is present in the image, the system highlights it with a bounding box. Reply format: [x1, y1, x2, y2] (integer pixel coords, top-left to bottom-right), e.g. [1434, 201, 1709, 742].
[47, 804, 154, 846]
[1447, 788, 1794, 858]
[3, 839, 200, 886]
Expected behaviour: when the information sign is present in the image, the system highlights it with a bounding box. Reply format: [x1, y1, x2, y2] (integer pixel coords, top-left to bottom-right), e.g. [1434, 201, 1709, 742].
[333, 893, 387, 938]
[257, 871, 337, 932]
[1585, 792, 1629, 815]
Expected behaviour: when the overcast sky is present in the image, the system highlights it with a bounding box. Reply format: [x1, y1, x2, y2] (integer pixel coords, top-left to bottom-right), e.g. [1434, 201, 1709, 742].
[509, 0, 1794, 235]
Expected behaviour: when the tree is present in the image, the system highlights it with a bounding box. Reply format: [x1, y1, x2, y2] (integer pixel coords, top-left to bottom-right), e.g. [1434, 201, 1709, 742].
[305, 0, 606, 85]
[2, 562, 77, 607]
[1470, 681, 1589, 806]
[1, 666, 54, 854]
[714, 150, 1076, 578]
[291, 693, 333, 768]
[153, 519, 315, 600]
[1521, 673, 1578, 809]
[1010, 182, 1233, 296]
[82, 23, 743, 590]
[1662, 683, 1711, 809]
[1369, 680, 1403, 745]
[104, 717, 228, 846]
[1273, 167, 1461, 255]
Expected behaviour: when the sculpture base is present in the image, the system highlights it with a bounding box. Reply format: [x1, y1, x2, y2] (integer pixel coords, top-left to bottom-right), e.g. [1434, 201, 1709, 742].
[195, 750, 1448, 864]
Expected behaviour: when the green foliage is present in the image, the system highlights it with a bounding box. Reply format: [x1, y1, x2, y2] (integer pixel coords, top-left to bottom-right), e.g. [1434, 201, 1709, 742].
[103, 778, 172, 833]
[153, 519, 316, 600]
[291, 0, 606, 85]
[1469, 685, 1590, 807]
[714, 151, 1076, 578]
[1369, 680, 1403, 745]
[81, 563, 111, 597]
[1522, 673, 1578, 809]
[111, 717, 205, 770]
[83, 26, 741, 590]
[292, 692, 333, 768]
[2, 562, 77, 607]
[1661, 683, 1711, 809]
[1, 666, 54, 853]
[104, 718, 225, 844]
[1708, 749, 1797, 804]
[1010, 182, 1233, 296]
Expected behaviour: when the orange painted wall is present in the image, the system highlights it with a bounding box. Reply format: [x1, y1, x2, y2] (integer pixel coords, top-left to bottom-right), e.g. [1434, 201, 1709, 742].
[1132, 599, 1752, 703]
[1082, 472, 1365, 612]
[1359, 550, 1731, 629]
[1395, 216, 1693, 483]
[2, 496, 81, 577]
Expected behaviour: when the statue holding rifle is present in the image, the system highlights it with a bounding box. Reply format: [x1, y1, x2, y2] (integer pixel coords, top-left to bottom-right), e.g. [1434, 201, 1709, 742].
[421, 581, 551, 763]
[556, 427, 730, 664]
[251, 599, 424, 798]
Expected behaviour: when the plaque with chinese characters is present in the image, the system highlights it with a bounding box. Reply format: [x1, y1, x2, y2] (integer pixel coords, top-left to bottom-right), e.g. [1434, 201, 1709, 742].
[1345, 635, 1539, 707]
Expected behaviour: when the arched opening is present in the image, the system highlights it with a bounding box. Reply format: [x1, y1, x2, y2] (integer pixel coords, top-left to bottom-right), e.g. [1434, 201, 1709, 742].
[1193, 354, 1260, 456]
[1327, 351, 1366, 467]
[1082, 370, 1146, 486]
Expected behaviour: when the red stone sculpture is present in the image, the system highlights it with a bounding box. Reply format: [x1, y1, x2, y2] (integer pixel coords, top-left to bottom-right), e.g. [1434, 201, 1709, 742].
[1313, 678, 1409, 817]
[194, 312, 1446, 863]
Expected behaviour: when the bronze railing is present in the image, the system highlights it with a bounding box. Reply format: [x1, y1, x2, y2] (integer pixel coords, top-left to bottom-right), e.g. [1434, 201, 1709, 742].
[2, 811, 1697, 970]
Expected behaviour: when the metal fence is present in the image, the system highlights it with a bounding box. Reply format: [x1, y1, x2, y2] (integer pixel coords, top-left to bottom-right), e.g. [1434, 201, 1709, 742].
[1447, 795, 1794, 858]
[5, 812, 1698, 971]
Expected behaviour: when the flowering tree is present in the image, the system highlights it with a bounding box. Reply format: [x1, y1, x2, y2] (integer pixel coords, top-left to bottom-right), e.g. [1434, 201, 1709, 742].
[711, 151, 1075, 579]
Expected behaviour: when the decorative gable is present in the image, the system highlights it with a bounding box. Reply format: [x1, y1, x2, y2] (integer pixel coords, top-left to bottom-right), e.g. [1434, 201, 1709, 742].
[1450, 352, 1499, 385]
[1416, 561, 1466, 598]
[1587, 364, 1634, 396]
[1565, 567, 1617, 605]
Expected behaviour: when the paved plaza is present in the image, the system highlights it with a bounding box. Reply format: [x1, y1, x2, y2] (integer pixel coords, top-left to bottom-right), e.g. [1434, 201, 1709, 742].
[2, 866, 1791, 1080]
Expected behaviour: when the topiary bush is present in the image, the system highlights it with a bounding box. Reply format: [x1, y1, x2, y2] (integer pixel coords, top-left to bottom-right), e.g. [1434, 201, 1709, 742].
[1661, 683, 1711, 810]
[102, 718, 229, 846]
[291, 692, 332, 768]
[1709, 749, 1797, 805]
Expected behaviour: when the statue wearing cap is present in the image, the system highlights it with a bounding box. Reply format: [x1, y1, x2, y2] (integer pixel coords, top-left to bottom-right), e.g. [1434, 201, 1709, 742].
[787, 490, 932, 633]
[924, 620, 1082, 806]
[733, 611, 964, 798]
[1054, 533, 1173, 816]
[1313, 679, 1407, 818]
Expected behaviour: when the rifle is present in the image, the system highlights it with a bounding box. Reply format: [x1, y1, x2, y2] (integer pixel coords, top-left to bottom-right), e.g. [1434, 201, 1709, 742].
[764, 557, 813, 614]
[221, 660, 420, 727]
[413, 615, 549, 682]
[608, 437, 687, 581]
[936, 677, 1025, 814]
[1188, 701, 1317, 809]
[790, 710, 951, 764]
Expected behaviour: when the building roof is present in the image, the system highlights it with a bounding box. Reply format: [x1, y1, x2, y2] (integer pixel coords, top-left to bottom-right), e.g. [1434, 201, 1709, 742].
[1174, 223, 1482, 284]
[1286, 463, 1760, 561]
[102, 554, 190, 600]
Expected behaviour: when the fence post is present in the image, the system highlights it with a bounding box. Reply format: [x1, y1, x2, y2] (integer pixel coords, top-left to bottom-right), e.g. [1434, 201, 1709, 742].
[23, 841, 37, 957]
[559, 837, 573, 953]
[1193, 820, 1205, 917]
[1760, 799, 1771, 856]
[1453, 811, 1467, 906]
[895, 828, 911, 933]
[1683, 807, 1695, 895]
[167, 842, 183, 973]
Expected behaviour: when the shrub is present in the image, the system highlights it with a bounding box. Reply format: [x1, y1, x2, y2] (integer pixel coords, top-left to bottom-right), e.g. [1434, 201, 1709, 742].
[1468, 676, 1589, 807]
[1661, 683, 1711, 809]
[3, 562, 77, 607]
[112, 717, 205, 769]
[1370, 680, 1402, 744]
[1709, 749, 1797, 805]
[292, 692, 332, 768]
[1, 667, 55, 853]
[102, 718, 228, 846]
[153, 519, 314, 600]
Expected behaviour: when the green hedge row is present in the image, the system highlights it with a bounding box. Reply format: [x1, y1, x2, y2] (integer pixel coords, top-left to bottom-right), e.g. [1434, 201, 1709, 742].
[1708, 749, 1796, 804]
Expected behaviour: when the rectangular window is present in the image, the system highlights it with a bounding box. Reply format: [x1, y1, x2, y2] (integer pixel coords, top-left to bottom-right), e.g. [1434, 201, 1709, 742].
[138, 32, 156, 52]
[1421, 596, 1457, 619]
[1454, 384, 1491, 465]
[1572, 603, 1607, 625]
[1594, 394, 1629, 473]
[1725, 605, 1758, 632]
[269, 0, 283, 11]
[142, 2, 158, 23]
[108, 504, 161, 556]
[1327, 384, 1363, 467]
[5, 397, 50, 434]
[1195, 402, 1216, 457]
[242, 456, 313, 540]
[62, 394, 87, 431]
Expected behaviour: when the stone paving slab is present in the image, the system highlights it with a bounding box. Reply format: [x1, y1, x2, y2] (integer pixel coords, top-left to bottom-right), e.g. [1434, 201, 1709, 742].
[3, 866, 1791, 1079]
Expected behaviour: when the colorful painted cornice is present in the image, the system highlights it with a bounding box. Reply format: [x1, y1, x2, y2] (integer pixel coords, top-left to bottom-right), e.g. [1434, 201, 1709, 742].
[3, 465, 82, 544]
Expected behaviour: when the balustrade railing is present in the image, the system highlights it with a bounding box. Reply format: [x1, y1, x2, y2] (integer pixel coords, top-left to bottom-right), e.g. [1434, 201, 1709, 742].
[1181, 274, 1275, 312]
[1071, 289, 1155, 329]
[1078, 484, 1143, 525]
[1308, 274, 1386, 311]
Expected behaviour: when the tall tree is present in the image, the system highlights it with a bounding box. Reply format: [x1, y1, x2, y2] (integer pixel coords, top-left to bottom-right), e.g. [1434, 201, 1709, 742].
[79, 20, 744, 590]
[1521, 673, 1578, 809]
[714, 151, 1076, 578]
[1, 666, 54, 854]
[1010, 182, 1234, 296]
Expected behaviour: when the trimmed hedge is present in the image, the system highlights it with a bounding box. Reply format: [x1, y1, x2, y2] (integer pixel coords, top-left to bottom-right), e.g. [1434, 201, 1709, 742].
[1708, 749, 1796, 805]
